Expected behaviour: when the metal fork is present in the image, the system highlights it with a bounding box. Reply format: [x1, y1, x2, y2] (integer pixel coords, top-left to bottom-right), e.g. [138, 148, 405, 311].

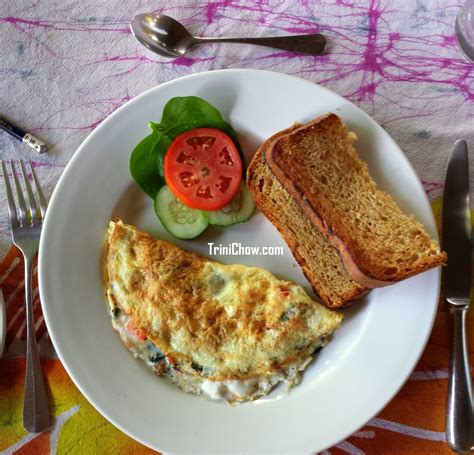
[1, 160, 50, 433]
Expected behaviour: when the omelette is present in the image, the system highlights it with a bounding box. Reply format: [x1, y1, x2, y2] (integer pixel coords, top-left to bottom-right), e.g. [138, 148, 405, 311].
[104, 220, 343, 404]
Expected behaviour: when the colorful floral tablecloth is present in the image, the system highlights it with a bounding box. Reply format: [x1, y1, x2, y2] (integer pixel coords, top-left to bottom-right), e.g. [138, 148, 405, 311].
[0, 1, 473, 453]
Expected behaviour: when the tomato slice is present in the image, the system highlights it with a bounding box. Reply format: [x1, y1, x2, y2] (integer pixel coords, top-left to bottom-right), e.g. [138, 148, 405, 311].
[164, 128, 242, 211]
[126, 320, 147, 341]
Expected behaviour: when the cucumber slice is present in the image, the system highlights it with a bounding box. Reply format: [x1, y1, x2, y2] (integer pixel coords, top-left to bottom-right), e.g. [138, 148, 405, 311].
[154, 185, 209, 239]
[204, 182, 255, 226]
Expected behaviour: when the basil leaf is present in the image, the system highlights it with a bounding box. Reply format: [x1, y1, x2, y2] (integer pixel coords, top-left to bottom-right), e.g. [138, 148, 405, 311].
[152, 96, 233, 139]
[129, 131, 171, 198]
[151, 96, 243, 158]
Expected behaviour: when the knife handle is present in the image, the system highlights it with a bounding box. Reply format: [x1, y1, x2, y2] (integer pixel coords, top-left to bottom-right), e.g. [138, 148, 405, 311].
[447, 307, 474, 452]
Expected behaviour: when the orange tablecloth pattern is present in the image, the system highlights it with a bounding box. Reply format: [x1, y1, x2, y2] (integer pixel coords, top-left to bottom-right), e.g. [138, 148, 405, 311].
[0, 197, 473, 454]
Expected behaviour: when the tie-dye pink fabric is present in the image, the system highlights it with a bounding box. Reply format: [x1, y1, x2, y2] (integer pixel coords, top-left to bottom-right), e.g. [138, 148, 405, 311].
[0, 1, 473, 453]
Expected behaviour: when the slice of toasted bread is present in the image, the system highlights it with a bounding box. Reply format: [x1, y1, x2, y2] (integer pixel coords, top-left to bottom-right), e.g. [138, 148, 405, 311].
[247, 127, 368, 309]
[265, 113, 447, 286]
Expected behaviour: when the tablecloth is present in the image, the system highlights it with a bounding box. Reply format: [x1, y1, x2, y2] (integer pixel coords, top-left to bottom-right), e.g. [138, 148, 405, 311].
[0, 0, 473, 453]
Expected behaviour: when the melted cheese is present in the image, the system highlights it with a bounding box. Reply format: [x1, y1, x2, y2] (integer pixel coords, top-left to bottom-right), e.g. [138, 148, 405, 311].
[111, 308, 321, 403]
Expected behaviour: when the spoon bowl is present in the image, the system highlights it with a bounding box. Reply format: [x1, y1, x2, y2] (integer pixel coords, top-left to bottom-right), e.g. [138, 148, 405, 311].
[131, 14, 194, 57]
[131, 13, 327, 58]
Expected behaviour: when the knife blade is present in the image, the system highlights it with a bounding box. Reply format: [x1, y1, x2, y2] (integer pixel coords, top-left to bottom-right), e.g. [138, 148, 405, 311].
[443, 139, 471, 307]
[442, 139, 473, 452]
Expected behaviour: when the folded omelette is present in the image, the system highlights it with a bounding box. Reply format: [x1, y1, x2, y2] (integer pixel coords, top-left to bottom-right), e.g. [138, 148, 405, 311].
[104, 220, 342, 404]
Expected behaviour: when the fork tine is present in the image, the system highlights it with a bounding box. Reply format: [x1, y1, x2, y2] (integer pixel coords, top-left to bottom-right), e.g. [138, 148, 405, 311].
[10, 161, 28, 226]
[1, 161, 19, 229]
[20, 160, 39, 224]
[28, 161, 47, 219]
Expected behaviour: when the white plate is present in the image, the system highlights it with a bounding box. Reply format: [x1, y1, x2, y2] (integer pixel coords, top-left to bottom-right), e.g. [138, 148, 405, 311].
[39, 69, 441, 453]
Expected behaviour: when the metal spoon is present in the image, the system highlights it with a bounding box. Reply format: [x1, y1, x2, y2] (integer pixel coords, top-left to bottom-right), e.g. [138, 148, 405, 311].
[130, 13, 327, 58]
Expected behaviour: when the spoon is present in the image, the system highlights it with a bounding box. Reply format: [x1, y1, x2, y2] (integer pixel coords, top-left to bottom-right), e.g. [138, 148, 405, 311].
[130, 13, 327, 58]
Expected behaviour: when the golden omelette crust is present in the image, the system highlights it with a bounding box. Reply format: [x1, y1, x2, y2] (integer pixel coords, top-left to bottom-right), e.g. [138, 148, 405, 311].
[106, 220, 342, 381]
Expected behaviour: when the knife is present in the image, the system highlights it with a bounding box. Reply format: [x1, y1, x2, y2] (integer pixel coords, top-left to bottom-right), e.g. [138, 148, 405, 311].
[442, 139, 473, 452]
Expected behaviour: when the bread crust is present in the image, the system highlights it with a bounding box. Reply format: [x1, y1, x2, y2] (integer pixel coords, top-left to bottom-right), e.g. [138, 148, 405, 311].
[247, 126, 369, 308]
[264, 113, 446, 286]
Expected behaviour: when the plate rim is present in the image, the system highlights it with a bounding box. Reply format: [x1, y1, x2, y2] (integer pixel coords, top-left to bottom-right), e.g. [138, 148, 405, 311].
[38, 68, 441, 452]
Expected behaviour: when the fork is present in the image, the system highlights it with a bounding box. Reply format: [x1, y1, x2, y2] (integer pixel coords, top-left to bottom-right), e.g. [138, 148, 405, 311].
[1, 160, 50, 433]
